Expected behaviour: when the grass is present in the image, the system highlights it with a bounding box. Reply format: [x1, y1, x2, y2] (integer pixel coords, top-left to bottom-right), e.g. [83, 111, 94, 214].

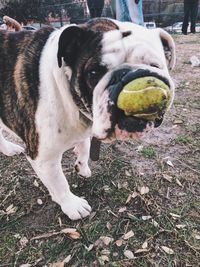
[141, 146, 156, 158]
[175, 135, 193, 144]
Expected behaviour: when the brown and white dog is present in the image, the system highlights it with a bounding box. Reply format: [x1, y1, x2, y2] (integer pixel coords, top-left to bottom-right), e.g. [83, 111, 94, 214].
[0, 18, 175, 220]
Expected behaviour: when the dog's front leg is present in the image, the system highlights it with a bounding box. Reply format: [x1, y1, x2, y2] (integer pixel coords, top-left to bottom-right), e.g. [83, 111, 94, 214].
[74, 138, 91, 178]
[27, 156, 91, 220]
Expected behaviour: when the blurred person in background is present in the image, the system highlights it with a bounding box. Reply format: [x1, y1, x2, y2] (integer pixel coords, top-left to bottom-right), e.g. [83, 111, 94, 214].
[116, 0, 144, 25]
[87, 0, 110, 18]
[182, 0, 199, 34]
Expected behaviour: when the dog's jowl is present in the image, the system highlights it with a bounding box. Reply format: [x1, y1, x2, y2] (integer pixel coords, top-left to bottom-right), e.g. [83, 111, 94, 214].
[0, 18, 175, 220]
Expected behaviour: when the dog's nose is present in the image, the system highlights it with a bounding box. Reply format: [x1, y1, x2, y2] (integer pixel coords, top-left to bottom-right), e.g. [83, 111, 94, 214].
[107, 68, 132, 102]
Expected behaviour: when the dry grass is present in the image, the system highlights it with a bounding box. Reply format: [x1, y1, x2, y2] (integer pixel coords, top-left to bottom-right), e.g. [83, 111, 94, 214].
[0, 33, 200, 267]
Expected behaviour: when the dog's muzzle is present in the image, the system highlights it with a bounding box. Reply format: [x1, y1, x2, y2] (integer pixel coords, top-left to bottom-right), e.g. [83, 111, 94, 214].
[93, 67, 173, 141]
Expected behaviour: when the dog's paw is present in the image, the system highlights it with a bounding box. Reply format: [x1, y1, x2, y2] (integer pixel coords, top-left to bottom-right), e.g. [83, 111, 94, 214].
[3, 142, 25, 156]
[75, 161, 91, 178]
[61, 193, 91, 220]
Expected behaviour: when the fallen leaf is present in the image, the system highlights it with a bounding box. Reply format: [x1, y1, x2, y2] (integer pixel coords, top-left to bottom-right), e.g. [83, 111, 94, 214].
[119, 207, 127, 213]
[37, 199, 43, 205]
[86, 244, 94, 251]
[166, 160, 174, 167]
[33, 180, 39, 187]
[176, 224, 186, 229]
[142, 215, 152, 221]
[194, 234, 200, 240]
[136, 145, 143, 152]
[176, 178, 183, 187]
[173, 119, 183, 124]
[106, 222, 112, 230]
[6, 204, 17, 215]
[61, 228, 80, 239]
[135, 248, 149, 254]
[142, 241, 148, 249]
[61, 228, 78, 234]
[100, 236, 114, 246]
[161, 246, 174, 255]
[170, 213, 181, 219]
[124, 250, 134, 259]
[113, 252, 118, 257]
[98, 255, 109, 265]
[131, 192, 138, 198]
[140, 186, 149, 195]
[103, 185, 110, 191]
[163, 174, 173, 182]
[58, 217, 62, 227]
[49, 262, 64, 267]
[14, 233, 21, 239]
[125, 170, 132, 177]
[63, 255, 72, 264]
[123, 230, 134, 240]
[20, 237, 29, 248]
[126, 194, 132, 204]
[101, 249, 111, 255]
[151, 219, 159, 227]
[115, 239, 123, 247]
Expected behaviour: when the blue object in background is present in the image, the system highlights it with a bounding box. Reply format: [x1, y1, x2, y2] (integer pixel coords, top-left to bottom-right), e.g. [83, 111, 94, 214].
[116, 0, 144, 26]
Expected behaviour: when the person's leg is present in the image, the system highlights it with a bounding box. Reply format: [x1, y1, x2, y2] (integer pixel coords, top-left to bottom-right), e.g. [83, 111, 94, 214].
[127, 0, 144, 25]
[116, 0, 131, 21]
[87, 0, 96, 18]
[89, 8, 96, 18]
[110, 0, 116, 18]
[95, 0, 104, 17]
[182, 1, 190, 34]
[190, 1, 198, 33]
[138, 0, 144, 26]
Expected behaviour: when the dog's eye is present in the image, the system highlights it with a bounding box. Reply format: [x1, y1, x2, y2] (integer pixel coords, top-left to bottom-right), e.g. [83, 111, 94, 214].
[86, 65, 107, 88]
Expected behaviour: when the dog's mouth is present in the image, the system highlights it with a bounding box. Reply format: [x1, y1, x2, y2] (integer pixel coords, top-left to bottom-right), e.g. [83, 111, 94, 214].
[93, 68, 172, 141]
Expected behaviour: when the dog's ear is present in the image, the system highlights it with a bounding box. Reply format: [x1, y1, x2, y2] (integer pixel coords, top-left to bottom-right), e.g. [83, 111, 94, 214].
[57, 26, 90, 68]
[158, 29, 176, 70]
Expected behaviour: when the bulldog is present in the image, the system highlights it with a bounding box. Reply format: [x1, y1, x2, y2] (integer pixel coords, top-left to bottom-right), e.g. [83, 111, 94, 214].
[0, 18, 175, 220]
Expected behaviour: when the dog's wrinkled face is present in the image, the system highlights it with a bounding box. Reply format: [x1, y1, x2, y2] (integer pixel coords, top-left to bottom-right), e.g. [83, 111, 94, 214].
[57, 18, 175, 142]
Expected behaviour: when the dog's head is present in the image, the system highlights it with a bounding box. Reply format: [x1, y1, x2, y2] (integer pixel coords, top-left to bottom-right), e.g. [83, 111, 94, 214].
[57, 18, 175, 141]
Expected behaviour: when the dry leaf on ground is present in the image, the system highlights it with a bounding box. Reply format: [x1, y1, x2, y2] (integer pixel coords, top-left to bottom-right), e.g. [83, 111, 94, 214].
[163, 174, 173, 182]
[124, 250, 134, 259]
[61, 228, 80, 239]
[115, 239, 123, 247]
[99, 236, 114, 246]
[139, 186, 149, 195]
[161, 246, 174, 254]
[123, 230, 135, 240]
[98, 255, 109, 265]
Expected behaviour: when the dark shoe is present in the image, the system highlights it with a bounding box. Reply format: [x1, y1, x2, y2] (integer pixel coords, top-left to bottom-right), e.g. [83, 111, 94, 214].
[182, 31, 187, 35]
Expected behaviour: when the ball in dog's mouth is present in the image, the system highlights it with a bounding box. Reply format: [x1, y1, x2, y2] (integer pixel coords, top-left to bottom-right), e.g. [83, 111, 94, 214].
[105, 73, 171, 140]
[117, 76, 172, 121]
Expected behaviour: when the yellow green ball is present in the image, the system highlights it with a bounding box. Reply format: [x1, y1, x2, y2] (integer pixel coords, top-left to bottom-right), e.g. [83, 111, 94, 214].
[117, 76, 172, 120]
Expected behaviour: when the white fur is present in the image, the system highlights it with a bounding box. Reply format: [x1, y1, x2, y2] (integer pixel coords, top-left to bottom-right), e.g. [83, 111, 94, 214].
[27, 27, 93, 220]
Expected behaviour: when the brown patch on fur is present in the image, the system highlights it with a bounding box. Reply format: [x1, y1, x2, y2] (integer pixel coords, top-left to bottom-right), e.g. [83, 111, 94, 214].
[0, 27, 54, 159]
[86, 18, 119, 32]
